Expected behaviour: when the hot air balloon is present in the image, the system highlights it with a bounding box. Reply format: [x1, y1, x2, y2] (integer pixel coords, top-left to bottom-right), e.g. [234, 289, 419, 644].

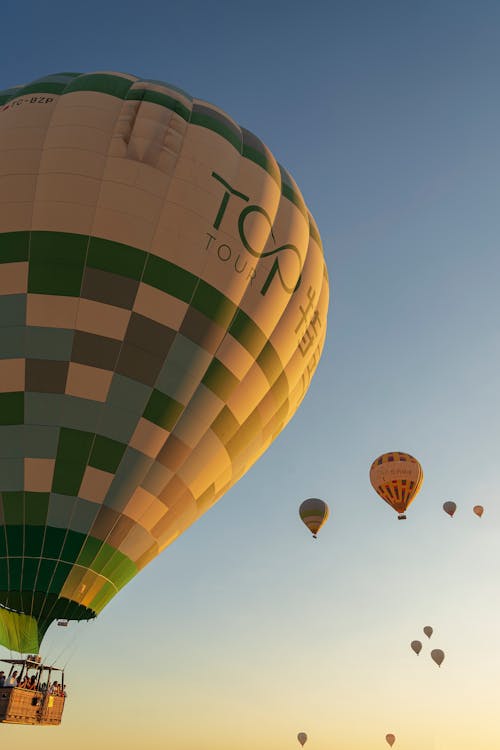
[431, 649, 445, 667]
[299, 498, 329, 538]
[443, 501, 456, 517]
[473, 505, 484, 517]
[411, 640, 422, 655]
[0, 71, 329, 661]
[386, 734, 396, 747]
[297, 732, 308, 746]
[423, 626, 433, 639]
[369, 452, 423, 519]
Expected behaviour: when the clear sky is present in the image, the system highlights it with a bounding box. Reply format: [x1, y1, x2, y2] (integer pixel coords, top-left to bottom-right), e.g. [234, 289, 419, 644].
[1, 1, 500, 748]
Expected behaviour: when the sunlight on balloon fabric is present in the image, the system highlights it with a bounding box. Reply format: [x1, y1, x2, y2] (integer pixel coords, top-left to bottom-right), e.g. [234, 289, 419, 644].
[0, 71, 329, 652]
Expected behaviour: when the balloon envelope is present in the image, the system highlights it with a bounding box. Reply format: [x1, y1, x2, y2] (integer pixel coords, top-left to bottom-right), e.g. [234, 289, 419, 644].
[473, 505, 484, 517]
[369, 452, 423, 518]
[299, 498, 329, 538]
[443, 501, 456, 517]
[386, 734, 396, 747]
[297, 732, 308, 746]
[431, 649, 445, 667]
[0, 71, 329, 653]
[411, 640, 422, 655]
[423, 626, 433, 639]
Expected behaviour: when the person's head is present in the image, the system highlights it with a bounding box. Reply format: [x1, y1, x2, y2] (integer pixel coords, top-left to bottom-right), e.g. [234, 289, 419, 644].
[12, 671, 17, 677]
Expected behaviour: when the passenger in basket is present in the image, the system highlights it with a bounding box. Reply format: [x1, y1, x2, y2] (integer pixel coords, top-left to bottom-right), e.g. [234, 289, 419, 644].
[4, 670, 18, 686]
[0, 671, 5, 686]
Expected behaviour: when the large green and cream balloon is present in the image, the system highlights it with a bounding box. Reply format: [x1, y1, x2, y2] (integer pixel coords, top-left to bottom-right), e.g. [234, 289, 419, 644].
[0, 71, 329, 652]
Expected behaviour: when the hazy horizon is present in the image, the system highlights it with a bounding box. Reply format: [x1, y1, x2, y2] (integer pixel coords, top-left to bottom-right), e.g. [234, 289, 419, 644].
[2, 1, 500, 748]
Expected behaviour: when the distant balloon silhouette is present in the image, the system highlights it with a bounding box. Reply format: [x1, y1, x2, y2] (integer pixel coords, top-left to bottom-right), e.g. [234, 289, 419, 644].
[473, 505, 484, 518]
[386, 733, 396, 747]
[411, 640, 422, 655]
[297, 732, 308, 746]
[443, 501, 456, 517]
[423, 626, 433, 639]
[369, 452, 423, 519]
[431, 649, 445, 667]
[299, 499, 329, 539]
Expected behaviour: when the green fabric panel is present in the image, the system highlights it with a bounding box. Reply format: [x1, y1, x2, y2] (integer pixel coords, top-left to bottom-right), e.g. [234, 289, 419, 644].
[60, 530, 85, 563]
[202, 359, 239, 401]
[53, 428, 95, 494]
[6, 526, 23, 556]
[190, 111, 241, 151]
[0, 557, 8, 586]
[24, 526, 44, 557]
[228, 311, 267, 358]
[0, 608, 39, 653]
[52, 460, 87, 495]
[13, 82, 67, 97]
[2, 492, 24, 524]
[281, 181, 308, 221]
[91, 544, 117, 573]
[35, 559, 58, 592]
[0, 231, 29, 262]
[211, 406, 240, 443]
[65, 72, 135, 99]
[21, 558, 40, 589]
[87, 237, 147, 280]
[257, 342, 284, 384]
[89, 580, 116, 613]
[25, 493, 50, 525]
[0, 532, 6, 558]
[127, 87, 191, 120]
[308, 215, 322, 248]
[241, 143, 281, 187]
[143, 254, 198, 303]
[89, 435, 126, 473]
[143, 390, 184, 429]
[270, 371, 289, 405]
[28, 231, 87, 296]
[110, 557, 137, 588]
[0, 392, 24, 425]
[191, 279, 237, 326]
[76, 536, 103, 567]
[48, 561, 72, 594]
[42, 526, 66, 558]
[56, 427, 95, 464]
[9, 557, 22, 586]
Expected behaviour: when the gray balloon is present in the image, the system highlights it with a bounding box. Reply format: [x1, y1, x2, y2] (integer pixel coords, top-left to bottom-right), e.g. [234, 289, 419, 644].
[431, 649, 445, 667]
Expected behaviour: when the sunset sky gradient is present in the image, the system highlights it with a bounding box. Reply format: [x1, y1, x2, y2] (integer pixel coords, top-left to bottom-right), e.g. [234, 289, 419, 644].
[2, 1, 500, 748]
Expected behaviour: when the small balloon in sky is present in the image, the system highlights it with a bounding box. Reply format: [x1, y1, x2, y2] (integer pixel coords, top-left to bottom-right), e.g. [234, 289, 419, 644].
[473, 505, 484, 517]
[431, 649, 445, 667]
[297, 732, 308, 746]
[423, 626, 433, 639]
[411, 640, 422, 655]
[369, 452, 424, 519]
[386, 733, 396, 747]
[299, 499, 329, 539]
[443, 501, 457, 517]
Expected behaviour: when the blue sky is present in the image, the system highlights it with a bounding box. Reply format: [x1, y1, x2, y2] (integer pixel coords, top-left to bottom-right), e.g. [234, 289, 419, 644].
[2, 1, 500, 747]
